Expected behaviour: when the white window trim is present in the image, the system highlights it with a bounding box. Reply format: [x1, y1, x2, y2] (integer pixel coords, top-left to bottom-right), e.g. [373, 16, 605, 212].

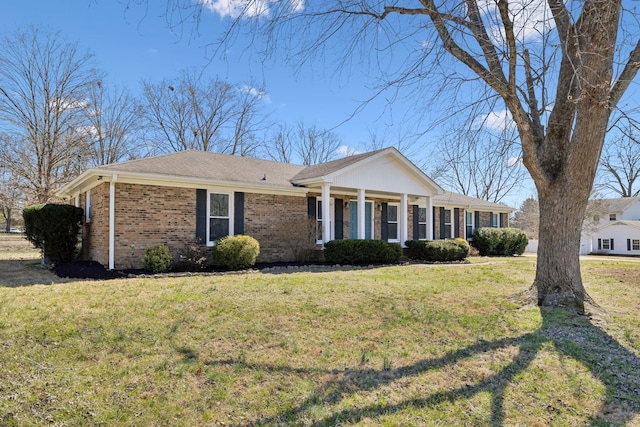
[464, 210, 474, 239]
[418, 207, 428, 241]
[444, 208, 453, 238]
[492, 213, 499, 228]
[206, 190, 234, 246]
[387, 203, 400, 243]
[633, 239, 640, 251]
[316, 198, 335, 244]
[602, 239, 610, 250]
[85, 190, 91, 223]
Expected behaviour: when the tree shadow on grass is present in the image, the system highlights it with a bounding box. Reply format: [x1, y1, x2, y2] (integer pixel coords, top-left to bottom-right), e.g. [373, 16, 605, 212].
[214, 308, 640, 426]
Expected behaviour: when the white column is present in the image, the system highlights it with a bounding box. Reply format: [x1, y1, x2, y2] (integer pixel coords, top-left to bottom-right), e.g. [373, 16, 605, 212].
[321, 183, 331, 245]
[357, 188, 365, 239]
[426, 196, 433, 240]
[401, 193, 409, 246]
[108, 174, 118, 270]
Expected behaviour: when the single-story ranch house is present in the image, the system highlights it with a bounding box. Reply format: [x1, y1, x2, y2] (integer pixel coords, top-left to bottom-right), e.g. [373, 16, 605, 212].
[58, 147, 513, 269]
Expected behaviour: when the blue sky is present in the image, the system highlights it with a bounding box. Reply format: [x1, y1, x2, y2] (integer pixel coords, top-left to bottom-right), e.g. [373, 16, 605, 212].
[0, 1, 411, 157]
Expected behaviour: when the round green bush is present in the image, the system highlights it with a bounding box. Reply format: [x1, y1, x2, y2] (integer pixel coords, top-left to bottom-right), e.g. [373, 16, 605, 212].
[471, 227, 528, 256]
[214, 235, 260, 270]
[142, 244, 172, 273]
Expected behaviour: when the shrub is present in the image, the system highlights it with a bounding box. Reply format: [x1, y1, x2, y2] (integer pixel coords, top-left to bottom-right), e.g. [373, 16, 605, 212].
[323, 240, 402, 265]
[405, 239, 469, 262]
[471, 227, 528, 256]
[214, 235, 260, 270]
[142, 244, 171, 273]
[174, 240, 210, 271]
[23, 203, 83, 263]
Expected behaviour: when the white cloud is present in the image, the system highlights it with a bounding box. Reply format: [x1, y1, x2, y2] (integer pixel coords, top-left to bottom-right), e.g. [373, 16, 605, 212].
[241, 85, 270, 101]
[199, 0, 304, 19]
[506, 156, 523, 167]
[336, 145, 359, 157]
[475, 110, 515, 131]
[479, 0, 554, 43]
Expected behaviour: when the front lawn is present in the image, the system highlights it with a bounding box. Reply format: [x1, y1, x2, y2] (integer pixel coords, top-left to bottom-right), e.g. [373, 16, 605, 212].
[0, 251, 639, 425]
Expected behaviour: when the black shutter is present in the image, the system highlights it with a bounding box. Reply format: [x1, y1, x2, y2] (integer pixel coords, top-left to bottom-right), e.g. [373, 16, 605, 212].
[489, 212, 494, 227]
[196, 189, 207, 243]
[611, 239, 614, 250]
[307, 196, 316, 219]
[499, 213, 504, 227]
[598, 239, 602, 250]
[234, 192, 244, 235]
[432, 206, 437, 240]
[439, 207, 446, 239]
[628, 239, 631, 251]
[381, 202, 388, 241]
[412, 205, 419, 240]
[474, 211, 480, 231]
[334, 199, 343, 240]
[454, 208, 460, 238]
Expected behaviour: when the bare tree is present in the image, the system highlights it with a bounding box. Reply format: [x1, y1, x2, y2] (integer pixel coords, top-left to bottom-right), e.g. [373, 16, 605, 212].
[597, 123, 640, 197]
[0, 163, 23, 232]
[141, 70, 269, 155]
[0, 27, 99, 203]
[84, 79, 143, 166]
[265, 122, 343, 165]
[438, 126, 527, 204]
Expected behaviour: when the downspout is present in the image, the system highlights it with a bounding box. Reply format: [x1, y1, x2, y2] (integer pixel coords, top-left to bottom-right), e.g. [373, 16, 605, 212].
[108, 174, 118, 270]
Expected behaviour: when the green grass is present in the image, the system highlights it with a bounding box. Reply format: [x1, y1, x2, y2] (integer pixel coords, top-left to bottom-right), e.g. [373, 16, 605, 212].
[0, 243, 639, 425]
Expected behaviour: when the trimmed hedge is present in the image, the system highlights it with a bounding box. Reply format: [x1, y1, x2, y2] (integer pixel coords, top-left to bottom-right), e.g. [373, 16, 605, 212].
[213, 235, 260, 270]
[405, 239, 470, 262]
[471, 227, 528, 256]
[23, 204, 83, 263]
[323, 240, 402, 265]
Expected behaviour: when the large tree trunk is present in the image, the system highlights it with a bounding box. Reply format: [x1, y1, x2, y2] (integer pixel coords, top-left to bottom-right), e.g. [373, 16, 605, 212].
[534, 184, 592, 312]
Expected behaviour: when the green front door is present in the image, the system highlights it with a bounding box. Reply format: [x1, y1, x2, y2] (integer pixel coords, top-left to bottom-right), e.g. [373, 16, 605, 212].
[349, 201, 372, 239]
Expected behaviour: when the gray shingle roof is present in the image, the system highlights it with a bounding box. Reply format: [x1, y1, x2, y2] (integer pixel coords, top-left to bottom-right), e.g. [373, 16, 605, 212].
[95, 150, 306, 188]
[596, 196, 640, 213]
[433, 191, 513, 211]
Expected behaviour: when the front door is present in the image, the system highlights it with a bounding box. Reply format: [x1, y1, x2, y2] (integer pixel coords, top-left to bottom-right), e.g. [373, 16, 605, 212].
[349, 201, 372, 239]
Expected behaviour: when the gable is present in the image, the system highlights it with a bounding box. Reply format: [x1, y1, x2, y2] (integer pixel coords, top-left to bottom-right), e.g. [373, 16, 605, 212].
[330, 154, 436, 194]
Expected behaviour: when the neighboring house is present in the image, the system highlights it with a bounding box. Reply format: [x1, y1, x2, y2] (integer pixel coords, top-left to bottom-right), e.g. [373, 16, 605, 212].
[58, 147, 513, 269]
[580, 196, 640, 255]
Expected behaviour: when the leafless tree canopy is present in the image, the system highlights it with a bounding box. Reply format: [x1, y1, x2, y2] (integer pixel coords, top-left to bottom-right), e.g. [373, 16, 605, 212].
[265, 122, 343, 165]
[437, 126, 527, 204]
[84, 79, 144, 167]
[0, 27, 99, 204]
[141, 70, 269, 155]
[597, 121, 640, 197]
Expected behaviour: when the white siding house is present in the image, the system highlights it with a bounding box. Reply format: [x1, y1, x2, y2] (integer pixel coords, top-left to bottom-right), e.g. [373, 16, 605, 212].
[580, 197, 640, 255]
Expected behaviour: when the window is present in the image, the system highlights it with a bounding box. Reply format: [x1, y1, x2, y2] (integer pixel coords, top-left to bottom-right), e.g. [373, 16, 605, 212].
[465, 211, 473, 238]
[387, 204, 399, 241]
[492, 213, 499, 227]
[85, 190, 91, 223]
[602, 239, 610, 250]
[633, 240, 640, 251]
[443, 209, 452, 238]
[209, 193, 230, 242]
[316, 199, 323, 242]
[418, 207, 427, 240]
[609, 213, 617, 221]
